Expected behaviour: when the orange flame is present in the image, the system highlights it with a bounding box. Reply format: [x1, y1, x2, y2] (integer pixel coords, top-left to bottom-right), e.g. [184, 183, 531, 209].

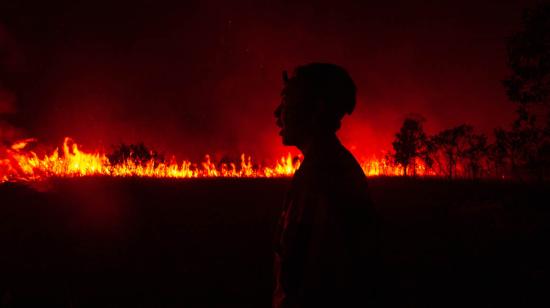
[0, 137, 436, 183]
[1, 137, 303, 182]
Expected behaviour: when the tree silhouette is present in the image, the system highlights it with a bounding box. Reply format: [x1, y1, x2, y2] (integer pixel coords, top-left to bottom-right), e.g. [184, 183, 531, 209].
[462, 132, 488, 179]
[503, 3, 550, 106]
[487, 136, 508, 179]
[431, 125, 472, 179]
[491, 105, 550, 180]
[502, 3, 550, 180]
[108, 143, 164, 166]
[392, 116, 429, 176]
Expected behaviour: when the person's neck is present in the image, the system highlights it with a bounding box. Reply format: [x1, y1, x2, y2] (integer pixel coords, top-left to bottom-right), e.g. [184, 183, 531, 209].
[296, 132, 339, 158]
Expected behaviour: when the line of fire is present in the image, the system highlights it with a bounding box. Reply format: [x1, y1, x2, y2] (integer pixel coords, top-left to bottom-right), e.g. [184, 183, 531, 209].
[1, 114, 548, 182]
[1, 1, 549, 308]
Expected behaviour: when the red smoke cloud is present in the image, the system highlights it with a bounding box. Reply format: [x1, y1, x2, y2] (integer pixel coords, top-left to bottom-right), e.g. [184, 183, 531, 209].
[0, 1, 531, 160]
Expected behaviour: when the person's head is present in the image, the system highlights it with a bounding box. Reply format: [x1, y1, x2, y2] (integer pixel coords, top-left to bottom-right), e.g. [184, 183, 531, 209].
[274, 63, 356, 147]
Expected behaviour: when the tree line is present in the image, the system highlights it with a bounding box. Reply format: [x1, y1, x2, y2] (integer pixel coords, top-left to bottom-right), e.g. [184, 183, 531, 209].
[391, 3, 550, 181]
[390, 112, 550, 180]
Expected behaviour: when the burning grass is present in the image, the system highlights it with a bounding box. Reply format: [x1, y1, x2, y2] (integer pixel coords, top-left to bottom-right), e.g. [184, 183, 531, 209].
[1, 137, 433, 183]
[0, 137, 301, 182]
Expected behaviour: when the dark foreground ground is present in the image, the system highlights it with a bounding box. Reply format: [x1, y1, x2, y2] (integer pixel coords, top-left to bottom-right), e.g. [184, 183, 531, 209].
[0, 177, 549, 307]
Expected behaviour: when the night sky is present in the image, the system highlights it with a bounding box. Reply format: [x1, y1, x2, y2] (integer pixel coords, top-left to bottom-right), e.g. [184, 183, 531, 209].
[0, 0, 537, 160]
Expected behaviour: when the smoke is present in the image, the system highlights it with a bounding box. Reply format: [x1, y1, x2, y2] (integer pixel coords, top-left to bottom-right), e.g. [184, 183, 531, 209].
[0, 1, 531, 159]
[0, 23, 23, 143]
[0, 86, 17, 142]
[0, 86, 15, 114]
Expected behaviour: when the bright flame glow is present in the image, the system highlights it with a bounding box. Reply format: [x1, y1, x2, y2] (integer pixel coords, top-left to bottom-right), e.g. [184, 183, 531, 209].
[0, 137, 435, 183]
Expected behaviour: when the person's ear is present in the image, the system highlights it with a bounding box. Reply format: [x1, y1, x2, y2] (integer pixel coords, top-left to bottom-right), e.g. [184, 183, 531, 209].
[315, 99, 328, 116]
[310, 99, 327, 125]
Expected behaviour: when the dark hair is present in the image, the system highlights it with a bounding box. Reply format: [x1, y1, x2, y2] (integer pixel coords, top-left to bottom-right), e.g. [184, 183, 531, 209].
[284, 63, 357, 131]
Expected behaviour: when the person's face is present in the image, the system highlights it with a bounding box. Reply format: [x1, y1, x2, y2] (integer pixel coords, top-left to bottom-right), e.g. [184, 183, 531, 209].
[274, 85, 311, 146]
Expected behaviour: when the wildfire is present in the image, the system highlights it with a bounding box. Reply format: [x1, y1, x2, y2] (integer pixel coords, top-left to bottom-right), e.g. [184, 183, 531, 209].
[0, 137, 434, 183]
[0, 137, 300, 182]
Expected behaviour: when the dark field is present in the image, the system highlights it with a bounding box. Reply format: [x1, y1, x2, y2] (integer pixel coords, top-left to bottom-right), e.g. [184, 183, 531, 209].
[0, 177, 549, 307]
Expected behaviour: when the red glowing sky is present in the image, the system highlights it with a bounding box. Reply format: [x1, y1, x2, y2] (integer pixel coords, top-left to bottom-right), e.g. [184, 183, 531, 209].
[0, 0, 537, 160]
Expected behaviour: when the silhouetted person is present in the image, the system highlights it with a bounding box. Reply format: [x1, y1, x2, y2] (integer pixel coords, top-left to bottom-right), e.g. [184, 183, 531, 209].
[273, 63, 378, 308]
